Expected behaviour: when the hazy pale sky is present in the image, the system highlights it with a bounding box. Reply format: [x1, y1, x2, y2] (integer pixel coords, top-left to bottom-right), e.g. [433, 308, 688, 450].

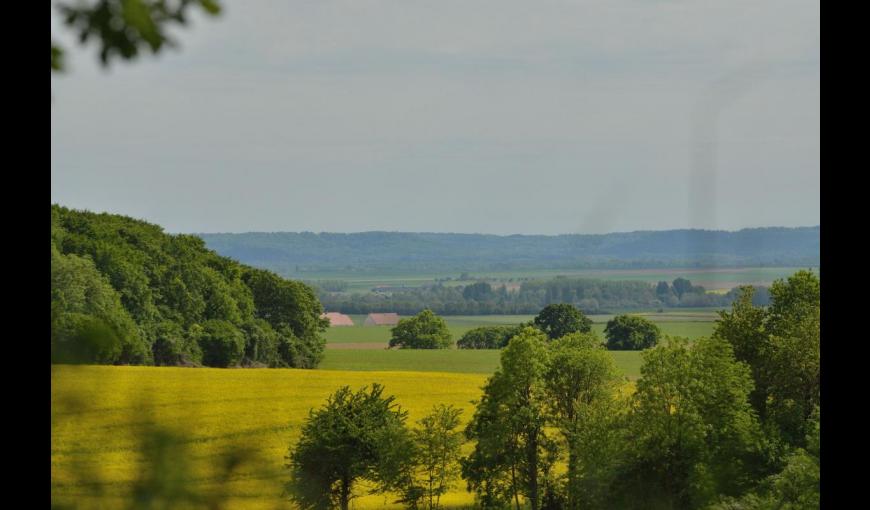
[50, 0, 819, 235]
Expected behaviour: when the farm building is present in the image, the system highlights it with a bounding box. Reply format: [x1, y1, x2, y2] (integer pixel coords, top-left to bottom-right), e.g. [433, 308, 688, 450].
[321, 312, 355, 327]
[364, 313, 400, 326]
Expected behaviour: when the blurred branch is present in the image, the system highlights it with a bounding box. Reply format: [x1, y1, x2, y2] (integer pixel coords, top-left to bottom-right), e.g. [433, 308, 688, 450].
[51, 0, 222, 73]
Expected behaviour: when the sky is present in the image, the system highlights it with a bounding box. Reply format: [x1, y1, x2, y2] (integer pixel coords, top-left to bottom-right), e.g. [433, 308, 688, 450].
[50, 0, 819, 236]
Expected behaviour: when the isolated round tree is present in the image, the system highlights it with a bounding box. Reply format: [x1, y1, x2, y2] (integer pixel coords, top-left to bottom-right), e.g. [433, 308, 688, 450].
[286, 384, 415, 510]
[389, 309, 453, 349]
[604, 315, 661, 350]
[533, 304, 593, 340]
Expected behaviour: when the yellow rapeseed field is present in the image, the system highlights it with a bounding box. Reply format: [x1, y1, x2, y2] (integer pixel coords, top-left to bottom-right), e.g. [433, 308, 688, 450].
[51, 365, 489, 509]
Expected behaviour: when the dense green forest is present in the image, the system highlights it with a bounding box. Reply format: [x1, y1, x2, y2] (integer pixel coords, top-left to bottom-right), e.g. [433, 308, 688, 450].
[51, 205, 328, 368]
[316, 278, 771, 315]
[199, 228, 820, 275]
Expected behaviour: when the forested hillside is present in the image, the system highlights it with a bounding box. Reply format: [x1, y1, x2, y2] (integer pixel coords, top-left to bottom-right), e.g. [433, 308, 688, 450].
[198, 227, 820, 275]
[51, 205, 328, 368]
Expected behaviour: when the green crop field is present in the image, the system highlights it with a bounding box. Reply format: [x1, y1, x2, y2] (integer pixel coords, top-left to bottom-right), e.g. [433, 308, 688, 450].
[324, 315, 536, 344]
[324, 313, 717, 345]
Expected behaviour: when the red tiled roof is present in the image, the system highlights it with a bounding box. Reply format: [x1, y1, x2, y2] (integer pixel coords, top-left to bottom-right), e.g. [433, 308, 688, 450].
[321, 312, 355, 326]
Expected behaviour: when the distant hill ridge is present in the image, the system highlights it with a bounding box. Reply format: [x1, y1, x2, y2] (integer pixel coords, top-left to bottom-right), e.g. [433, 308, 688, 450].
[197, 226, 820, 275]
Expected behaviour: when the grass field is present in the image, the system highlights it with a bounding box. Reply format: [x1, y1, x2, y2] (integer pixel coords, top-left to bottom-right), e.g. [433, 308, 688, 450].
[325, 313, 718, 346]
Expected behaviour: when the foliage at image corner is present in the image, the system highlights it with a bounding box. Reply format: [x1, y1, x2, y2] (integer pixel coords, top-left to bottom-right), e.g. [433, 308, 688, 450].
[52, 0, 222, 73]
[51, 204, 328, 368]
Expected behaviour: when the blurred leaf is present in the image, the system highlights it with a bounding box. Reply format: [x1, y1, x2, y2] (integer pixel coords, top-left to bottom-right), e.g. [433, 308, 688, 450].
[51, 44, 64, 71]
[200, 0, 221, 15]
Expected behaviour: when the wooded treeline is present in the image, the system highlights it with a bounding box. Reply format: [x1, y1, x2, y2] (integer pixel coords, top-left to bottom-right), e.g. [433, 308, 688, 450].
[317, 278, 772, 315]
[51, 205, 328, 368]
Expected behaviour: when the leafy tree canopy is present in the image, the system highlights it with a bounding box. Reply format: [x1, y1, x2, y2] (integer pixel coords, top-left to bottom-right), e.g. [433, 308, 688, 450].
[604, 315, 661, 351]
[389, 309, 453, 349]
[456, 325, 522, 349]
[51, 205, 327, 368]
[713, 270, 820, 448]
[612, 337, 765, 509]
[285, 384, 415, 510]
[533, 304, 593, 340]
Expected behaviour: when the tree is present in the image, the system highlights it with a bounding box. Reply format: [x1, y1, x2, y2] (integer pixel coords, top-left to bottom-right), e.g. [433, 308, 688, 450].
[456, 326, 521, 349]
[463, 282, 494, 301]
[672, 277, 693, 299]
[604, 315, 661, 350]
[533, 304, 592, 340]
[404, 405, 465, 510]
[709, 407, 819, 510]
[612, 337, 765, 509]
[542, 332, 621, 509]
[389, 309, 453, 349]
[655, 281, 672, 297]
[239, 319, 280, 367]
[713, 270, 820, 449]
[52, 206, 330, 369]
[150, 320, 201, 366]
[463, 327, 555, 510]
[52, 0, 221, 73]
[51, 244, 148, 364]
[196, 319, 245, 367]
[242, 268, 328, 367]
[285, 384, 415, 510]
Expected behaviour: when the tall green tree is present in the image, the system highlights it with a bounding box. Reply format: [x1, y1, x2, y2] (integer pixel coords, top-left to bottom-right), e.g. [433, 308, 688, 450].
[285, 384, 415, 510]
[403, 405, 465, 510]
[543, 332, 621, 509]
[613, 337, 764, 509]
[463, 327, 555, 510]
[389, 309, 453, 349]
[533, 304, 592, 340]
[713, 270, 820, 448]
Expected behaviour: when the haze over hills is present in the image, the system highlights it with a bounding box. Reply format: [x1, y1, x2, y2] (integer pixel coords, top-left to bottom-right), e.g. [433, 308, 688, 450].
[198, 226, 820, 276]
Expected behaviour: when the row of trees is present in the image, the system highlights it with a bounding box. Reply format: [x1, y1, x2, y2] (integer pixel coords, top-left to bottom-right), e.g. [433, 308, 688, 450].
[318, 278, 771, 316]
[390, 304, 598, 350]
[51, 205, 328, 368]
[286, 271, 819, 509]
[457, 306, 661, 351]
